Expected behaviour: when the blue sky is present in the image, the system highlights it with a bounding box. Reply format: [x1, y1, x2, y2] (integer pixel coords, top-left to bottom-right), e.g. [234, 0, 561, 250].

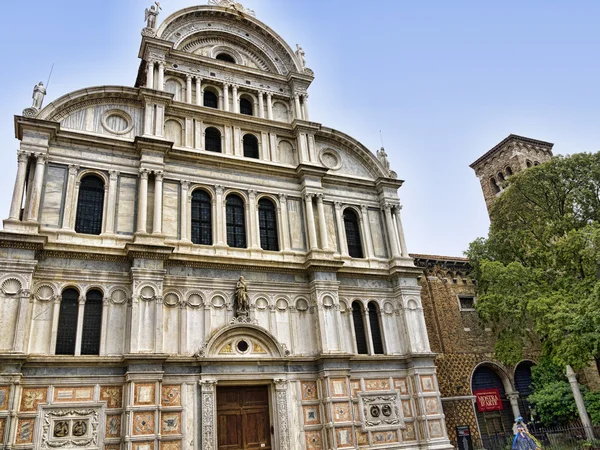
[1, 1, 599, 256]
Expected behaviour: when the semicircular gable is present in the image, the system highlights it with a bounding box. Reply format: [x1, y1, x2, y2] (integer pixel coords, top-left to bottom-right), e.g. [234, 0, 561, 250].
[316, 127, 390, 180]
[156, 6, 301, 75]
[203, 323, 288, 358]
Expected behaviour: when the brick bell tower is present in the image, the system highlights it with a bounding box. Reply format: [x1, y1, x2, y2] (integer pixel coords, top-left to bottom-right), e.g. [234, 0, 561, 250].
[469, 134, 554, 213]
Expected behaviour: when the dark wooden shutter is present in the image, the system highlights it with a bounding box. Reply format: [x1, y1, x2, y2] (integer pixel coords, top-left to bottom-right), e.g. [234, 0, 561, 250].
[344, 209, 363, 258]
[192, 190, 212, 245]
[368, 302, 384, 354]
[75, 175, 104, 235]
[81, 290, 102, 355]
[226, 194, 246, 248]
[56, 288, 79, 355]
[352, 301, 368, 354]
[258, 198, 278, 251]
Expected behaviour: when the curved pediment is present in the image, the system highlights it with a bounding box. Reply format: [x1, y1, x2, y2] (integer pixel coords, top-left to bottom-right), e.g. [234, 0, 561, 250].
[200, 323, 289, 358]
[156, 6, 302, 75]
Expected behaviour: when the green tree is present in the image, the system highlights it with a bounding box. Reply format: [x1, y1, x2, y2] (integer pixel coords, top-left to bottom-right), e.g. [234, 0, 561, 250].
[466, 152, 600, 370]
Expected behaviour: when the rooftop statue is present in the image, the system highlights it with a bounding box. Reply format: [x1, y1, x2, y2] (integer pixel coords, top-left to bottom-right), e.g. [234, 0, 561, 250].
[295, 44, 306, 69]
[32, 82, 47, 110]
[144, 2, 161, 29]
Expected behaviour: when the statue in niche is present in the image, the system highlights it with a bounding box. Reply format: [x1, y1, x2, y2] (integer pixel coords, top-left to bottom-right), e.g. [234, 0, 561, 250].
[377, 147, 390, 171]
[235, 276, 249, 316]
[32, 82, 46, 110]
[296, 44, 306, 68]
[144, 2, 161, 29]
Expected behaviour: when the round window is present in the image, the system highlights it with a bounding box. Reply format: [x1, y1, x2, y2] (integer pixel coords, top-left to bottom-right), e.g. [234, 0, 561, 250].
[236, 340, 249, 353]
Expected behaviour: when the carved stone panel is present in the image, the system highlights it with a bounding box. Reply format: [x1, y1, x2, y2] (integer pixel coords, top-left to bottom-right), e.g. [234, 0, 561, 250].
[357, 391, 404, 432]
[39, 404, 104, 450]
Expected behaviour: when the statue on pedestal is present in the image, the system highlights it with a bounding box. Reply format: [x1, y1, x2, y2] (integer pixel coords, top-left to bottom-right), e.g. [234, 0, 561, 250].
[296, 44, 306, 69]
[32, 82, 47, 110]
[235, 276, 248, 316]
[144, 2, 161, 29]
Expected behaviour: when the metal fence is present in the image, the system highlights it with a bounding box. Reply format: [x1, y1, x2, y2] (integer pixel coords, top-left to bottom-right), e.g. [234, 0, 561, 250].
[480, 425, 600, 450]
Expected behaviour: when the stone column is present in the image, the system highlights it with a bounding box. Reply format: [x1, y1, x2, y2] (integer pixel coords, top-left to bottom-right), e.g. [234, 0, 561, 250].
[362, 303, 374, 354]
[223, 84, 230, 112]
[232, 85, 239, 114]
[316, 194, 329, 250]
[215, 185, 225, 245]
[297, 133, 309, 163]
[307, 134, 317, 162]
[393, 206, 409, 257]
[8, 151, 29, 220]
[293, 94, 302, 120]
[155, 104, 165, 137]
[248, 189, 258, 249]
[179, 302, 188, 353]
[334, 202, 349, 256]
[99, 297, 109, 355]
[146, 60, 154, 89]
[267, 93, 273, 120]
[137, 169, 149, 234]
[360, 205, 375, 259]
[269, 133, 278, 162]
[180, 181, 190, 242]
[186, 75, 193, 104]
[61, 164, 79, 230]
[278, 194, 290, 251]
[302, 94, 310, 121]
[258, 91, 265, 118]
[507, 392, 522, 421]
[153, 171, 163, 235]
[129, 295, 140, 352]
[25, 153, 47, 222]
[104, 170, 118, 234]
[74, 295, 86, 356]
[143, 102, 153, 136]
[50, 295, 61, 354]
[157, 62, 165, 91]
[196, 77, 202, 106]
[155, 296, 164, 353]
[200, 380, 217, 450]
[274, 380, 291, 450]
[304, 194, 318, 250]
[566, 365, 595, 440]
[383, 203, 401, 258]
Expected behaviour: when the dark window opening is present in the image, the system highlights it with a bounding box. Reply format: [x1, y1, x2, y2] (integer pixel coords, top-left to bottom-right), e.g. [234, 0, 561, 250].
[216, 53, 235, 64]
[505, 166, 513, 176]
[203, 90, 218, 108]
[368, 302, 384, 354]
[226, 194, 246, 248]
[192, 190, 212, 245]
[81, 289, 102, 355]
[258, 198, 279, 251]
[497, 172, 505, 182]
[243, 134, 259, 159]
[459, 296, 475, 310]
[352, 301, 368, 354]
[56, 288, 79, 355]
[534, 161, 540, 166]
[526, 160, 533, 168]
[240, 98, 253, 116]
[344, 209, 363, 258]
[75, 175, 105, 235]
[205, 127, 222, 153]
[490, 177, 500, 194]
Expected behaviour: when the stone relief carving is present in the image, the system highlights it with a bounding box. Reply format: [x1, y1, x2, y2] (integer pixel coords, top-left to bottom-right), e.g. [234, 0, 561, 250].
[274, 380, 290, 450]
[358, 391, 404, 432]
[208, 0, 256, 17]
[200, 381, 216, 450]
[40, 407, 100, 449]
[234, 276, 248, 317]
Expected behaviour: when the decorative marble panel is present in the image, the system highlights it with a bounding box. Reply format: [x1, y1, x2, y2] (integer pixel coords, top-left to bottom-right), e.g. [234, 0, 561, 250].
[302, 405, 320, 425]
[134, 384, 155, 406]
[393, 378, 408, 395]
[132, 441, 154, 450]
[332, 402, 352, 423]
[428, 420, 444, 438]
[40, 165, 66, 227]
[161, 385, 181, 407]
[133, 412, 155, 435]
[116, 175, 137, 234]
[106, 415, 121, 438]
[355, 430, 368, 447]
[365, 379, 390, 391]
[287, 198, 306, 251]
[335, 427, 354, 448]
[161, 412, 181, 435]
[0, 417, 5, 442]
[424, 397, 440, 415]
[402, 400, 413, 418]
[402, 422, 417, 441]
[105, 445, 121, 450]
[162, 182, 179, 238]
[420, 375, 436, 392]
[16, 418, 35, 444]
[300, 381, 318, 401]
[161, 441, 181, 450]
[358, 391, 403, 432]
[368, 209, 388, 258]
[0, 386, 9, 410]
[20, 387, 47, 412]
[40, 405, 101, 449]
[329, 378, 347, 397]
[100, 386, 123, 409]
[372, 430, 398, 444]
[305, 430, 322, 449]
[349, 380, 361, 398]
[54, 386, 94, 402]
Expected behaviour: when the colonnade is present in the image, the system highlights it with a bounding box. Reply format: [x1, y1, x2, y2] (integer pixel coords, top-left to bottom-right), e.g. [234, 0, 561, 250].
[8, 151, 46, 223]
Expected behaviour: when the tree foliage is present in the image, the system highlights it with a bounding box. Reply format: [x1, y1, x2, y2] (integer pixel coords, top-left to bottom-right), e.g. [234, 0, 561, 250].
[466, 152, 600, 369]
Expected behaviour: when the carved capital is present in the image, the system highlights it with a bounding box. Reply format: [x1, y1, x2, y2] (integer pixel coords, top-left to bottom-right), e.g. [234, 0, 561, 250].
[109, 169, 119, 180]
[382, 203, 393, 212]
[215, 185, 224, 195]
[200, 379, 217, 392]
[248, 189, 256, 198]
[154, 171, 164, 181]
[139, 168, 149, 179]
[180, 180, 190, 190]
[35, 153, 48, 164]
[278, 193, 287, 202]
[334, 201, 343, 210]
[78, 296, 86, 305]
[304, 193, 314, 201]
[68, 164, 80, 176]
[274, 379, 289, 391]
[360, 204, 368, 213]
[17, 151, 29, 163]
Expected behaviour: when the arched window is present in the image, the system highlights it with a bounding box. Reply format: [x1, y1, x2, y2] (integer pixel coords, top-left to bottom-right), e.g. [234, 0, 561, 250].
[243, 134, 259, 159]
[216, 53, 235, 64]
[490, 177, 500, 194]
[343, 209, 363, 258]
[56, 288, 79, 355]
[497, 172, 505, 182]
[205, 127, 222, 153]
[533, 161, 540, 166]
[526, 160, 533, 168]
[515, 361, 535, 416]
[505, 166, 513, 176]
[81, 289, 103, 355]
[75, 175, 105, 235]
[240, 98, 253, 116]
[368, 302, 384, 354]
[258, 198, 278, 251]
[192, 189, 212, 245]
[226, 194, 246, 248]
[203, 90, 218, 109]
[472, 365, 514, 442]
[351, 301, 368, 354]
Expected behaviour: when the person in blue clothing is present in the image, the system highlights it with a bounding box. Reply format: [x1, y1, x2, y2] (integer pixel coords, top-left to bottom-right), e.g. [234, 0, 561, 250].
[512, 417, 541, 450]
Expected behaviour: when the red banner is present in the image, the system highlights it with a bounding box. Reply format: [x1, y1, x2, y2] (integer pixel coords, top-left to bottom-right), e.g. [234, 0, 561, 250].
[474, 388, 503, 412]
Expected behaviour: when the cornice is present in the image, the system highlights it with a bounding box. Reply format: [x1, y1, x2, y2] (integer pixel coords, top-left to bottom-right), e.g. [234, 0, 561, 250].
[470, 134, 554, 170]
[14, 116, 61, 141]
[0, 232, 47, 251]
[126, 242, 175, 260]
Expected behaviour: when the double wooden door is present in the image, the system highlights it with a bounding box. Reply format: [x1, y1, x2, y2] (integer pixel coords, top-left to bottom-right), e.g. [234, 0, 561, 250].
[217, 386, 271, 450]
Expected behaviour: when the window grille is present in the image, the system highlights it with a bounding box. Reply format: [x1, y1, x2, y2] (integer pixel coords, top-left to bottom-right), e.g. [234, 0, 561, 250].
[352, 301, 368, 354]
[243, 134, 259, 159]
[81, 290, 102, 355]
[205, 127, 222, 152]
[55, 288, 79, 355]
[192, 190, 212, 245]
[344, 209, 363, 258]
[226, 194, 246, 248]
[368, 302, 384, 354]
[204, 91, 218, 108]
[258, 198, 279, 251]
[75, 175, 105, 235]
[240, 98, 253, 116]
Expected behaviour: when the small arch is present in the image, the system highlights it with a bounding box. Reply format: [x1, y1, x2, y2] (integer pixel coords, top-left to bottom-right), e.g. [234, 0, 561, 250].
[514, 360, 536, 415]
[226, 194, 246, 248]
[75, 174, 105, 235]
[533, 161, 540, 166]
[505, 166, 513, 176]
[258, 197, 279, 251]
[81, 289, 103, 355]
[343, 208, 363, 258]
[351, 300, 368, 354]
[526, 160, 533, 168]
[368, 301, 384, 355]
[243, 134, 259, 159]
[490, 177, 500, 194]
[56, 288, 80, 355]
[216, 53, 236, 64]
[203, 324, 287, 358]
[164, 77, 184, 102]
[191, 189, 212, 245]
[497, 172, 505, 182]
[272, 101, 289, 122]
[205, 127, 222, 153]
[165, 118, 184, 146]
[240, 97, 253, 116]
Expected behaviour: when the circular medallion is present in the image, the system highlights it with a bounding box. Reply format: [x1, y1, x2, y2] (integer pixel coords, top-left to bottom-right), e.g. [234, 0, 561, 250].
[319, 148, 342, 170]
[101, 109, 134, 135]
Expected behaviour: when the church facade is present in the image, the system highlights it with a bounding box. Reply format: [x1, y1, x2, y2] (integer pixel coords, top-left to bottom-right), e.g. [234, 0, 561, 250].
[0, 2, 454, 450]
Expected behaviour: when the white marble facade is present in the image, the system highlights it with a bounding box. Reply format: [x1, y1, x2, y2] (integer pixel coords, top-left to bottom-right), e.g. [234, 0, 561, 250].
[0, 3, 452, 450]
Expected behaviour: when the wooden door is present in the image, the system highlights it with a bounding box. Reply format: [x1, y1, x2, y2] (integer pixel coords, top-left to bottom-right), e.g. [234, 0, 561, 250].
[217, 386, 271, 450]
